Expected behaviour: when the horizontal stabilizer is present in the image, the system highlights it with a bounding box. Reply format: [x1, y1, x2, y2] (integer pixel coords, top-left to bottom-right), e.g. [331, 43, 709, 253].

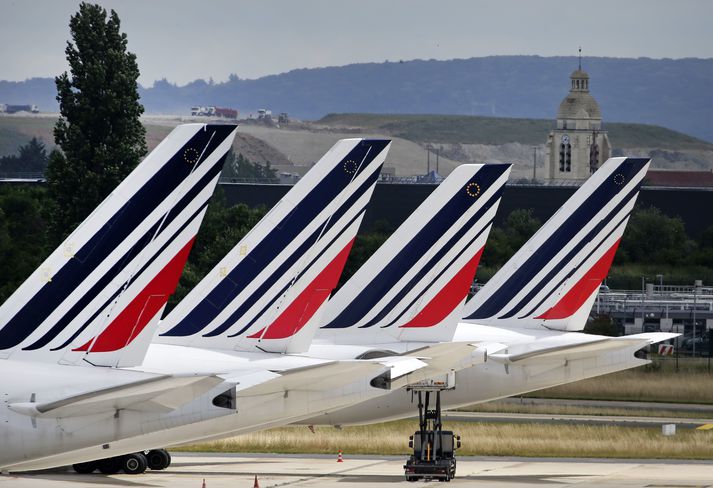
[489, 332, 678, 364]
[8, 374, 224, 418]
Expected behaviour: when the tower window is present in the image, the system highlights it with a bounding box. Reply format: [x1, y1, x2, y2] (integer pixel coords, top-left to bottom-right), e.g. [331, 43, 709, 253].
[565, 144, 572, 171]
[559, 143, 572, 172]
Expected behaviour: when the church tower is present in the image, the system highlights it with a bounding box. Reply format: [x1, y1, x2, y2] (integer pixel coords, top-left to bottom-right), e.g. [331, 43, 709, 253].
[546, 55, 611, 180]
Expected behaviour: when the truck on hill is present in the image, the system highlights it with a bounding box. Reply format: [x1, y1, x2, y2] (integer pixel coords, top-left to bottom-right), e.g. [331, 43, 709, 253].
[190, 106, 238, 119]
[0, 104, 39, 114]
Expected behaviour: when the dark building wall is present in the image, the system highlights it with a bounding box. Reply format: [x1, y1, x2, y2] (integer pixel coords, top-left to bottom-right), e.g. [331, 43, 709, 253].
[219, 183, 713, 237]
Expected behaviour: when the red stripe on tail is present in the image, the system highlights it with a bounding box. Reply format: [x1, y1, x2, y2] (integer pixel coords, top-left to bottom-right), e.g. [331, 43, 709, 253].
[535, 239, 621, 320]
[74, 237, 196, 352]
[248, 238, 355, 340]
[400, 246, 484, 328]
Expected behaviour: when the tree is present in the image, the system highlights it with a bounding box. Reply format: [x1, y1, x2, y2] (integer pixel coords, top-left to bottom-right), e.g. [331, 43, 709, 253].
[221, 151, 279, 182]
[480, 209, 541, 269]
[0, 138, 49, 174]
[46, 2, 146, 242]
[583, 315, 621, 337]
[0, 186, 49, 301]
[616, 206, 691, 265]
[337, 224, 393, 291]
[167, 188, 267, 310]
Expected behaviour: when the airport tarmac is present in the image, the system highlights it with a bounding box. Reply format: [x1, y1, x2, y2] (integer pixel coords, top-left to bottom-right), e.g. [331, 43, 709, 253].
[3, 452, 713, 487]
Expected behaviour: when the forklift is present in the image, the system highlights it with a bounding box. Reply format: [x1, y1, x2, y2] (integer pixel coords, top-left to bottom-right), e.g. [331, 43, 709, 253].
[404, 377, 460, 482]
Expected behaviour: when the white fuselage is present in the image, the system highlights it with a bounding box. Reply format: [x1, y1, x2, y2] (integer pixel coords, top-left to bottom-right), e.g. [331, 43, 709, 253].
[0, 346, 392, 471]
[296, 322, 649, 425]
[1, 324, 647, 472]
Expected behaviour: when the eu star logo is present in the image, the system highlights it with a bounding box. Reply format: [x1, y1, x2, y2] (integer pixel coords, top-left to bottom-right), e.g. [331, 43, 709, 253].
[343, 159, 357, 174]
[466, 182, 481, 198]
[184, 147, 199, 165]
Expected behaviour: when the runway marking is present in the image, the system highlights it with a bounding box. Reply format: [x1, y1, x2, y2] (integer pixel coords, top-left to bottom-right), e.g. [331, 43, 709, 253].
[695, 423, 713, 430]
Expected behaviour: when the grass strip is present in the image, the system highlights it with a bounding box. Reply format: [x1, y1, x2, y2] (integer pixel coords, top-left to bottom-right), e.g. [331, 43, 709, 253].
[456, 402, 713, 419]
[527, 360, 713, 404]
[175, 420, 713, 460]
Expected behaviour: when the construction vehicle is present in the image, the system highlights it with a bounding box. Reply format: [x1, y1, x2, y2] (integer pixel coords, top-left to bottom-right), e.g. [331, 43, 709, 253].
[1, 104, 39, 114]
[190, 106, 238, 119]
[404, 376, 460, 482]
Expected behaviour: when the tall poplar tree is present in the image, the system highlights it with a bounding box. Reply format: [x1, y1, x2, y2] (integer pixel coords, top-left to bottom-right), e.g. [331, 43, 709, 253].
[46, 2, 146, 241]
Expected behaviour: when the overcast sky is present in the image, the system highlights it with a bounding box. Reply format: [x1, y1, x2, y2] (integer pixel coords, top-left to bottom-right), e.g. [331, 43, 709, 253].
[1, 0, 712, 86]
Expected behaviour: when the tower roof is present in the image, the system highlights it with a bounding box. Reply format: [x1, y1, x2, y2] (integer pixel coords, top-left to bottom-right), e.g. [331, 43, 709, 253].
[557, 67, 601, 120]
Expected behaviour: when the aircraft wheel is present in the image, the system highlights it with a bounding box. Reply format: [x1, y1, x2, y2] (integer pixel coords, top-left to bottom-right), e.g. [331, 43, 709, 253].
[97, 457, 122, 474]
[146, 449, 171, 470]
[121, 452, 148, 475]
[72, 461, 98, 474]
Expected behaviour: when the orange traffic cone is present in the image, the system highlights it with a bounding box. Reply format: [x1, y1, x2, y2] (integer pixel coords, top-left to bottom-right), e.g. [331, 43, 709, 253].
[337, 449, 344, 462]
[253, 474, 260, 488]
[201, 479, 206, 488]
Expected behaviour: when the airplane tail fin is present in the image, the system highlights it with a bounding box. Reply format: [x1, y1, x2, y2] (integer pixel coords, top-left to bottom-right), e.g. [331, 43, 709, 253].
[157, 139, 390, 354]
[0, 124, 236, 367]
[462, 157, 650, 331]
[318, 163, 511, 344]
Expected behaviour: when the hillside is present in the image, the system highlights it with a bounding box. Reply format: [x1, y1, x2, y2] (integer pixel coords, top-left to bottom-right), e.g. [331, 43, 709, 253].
[2, 114, 712, 179]
[316, 113, 713, 150]
[3, 56, 712, 142]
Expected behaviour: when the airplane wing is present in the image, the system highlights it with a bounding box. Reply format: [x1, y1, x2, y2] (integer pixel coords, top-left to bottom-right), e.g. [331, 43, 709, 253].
[8, 374, 224, 418]
[374, 342, 490, 389]
[489, 332, 678, 364]
[230, 361, 389, 397]
[233, 343, 490, 396]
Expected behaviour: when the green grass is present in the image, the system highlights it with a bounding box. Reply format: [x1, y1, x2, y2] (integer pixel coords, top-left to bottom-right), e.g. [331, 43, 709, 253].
[317, 113, 713, 150]
[175, 420, 713, 460]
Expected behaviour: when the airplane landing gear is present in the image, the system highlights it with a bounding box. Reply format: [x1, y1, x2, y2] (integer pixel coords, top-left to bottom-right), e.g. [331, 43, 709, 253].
[72, 448, 171, 475]
[146, 449, 171, 470]
[121, 452, 148, 475]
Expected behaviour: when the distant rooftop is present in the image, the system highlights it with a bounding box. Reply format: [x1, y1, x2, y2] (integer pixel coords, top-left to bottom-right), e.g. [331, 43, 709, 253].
[645, 169, 713, 188]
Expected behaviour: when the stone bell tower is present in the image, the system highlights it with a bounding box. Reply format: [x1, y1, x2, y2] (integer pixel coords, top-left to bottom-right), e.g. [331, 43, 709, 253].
[546, 53, 611, 180]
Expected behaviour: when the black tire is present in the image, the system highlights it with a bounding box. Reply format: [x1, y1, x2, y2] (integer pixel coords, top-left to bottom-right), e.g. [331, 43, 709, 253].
[97, 457, 122, 474]
[121, 452, 148, 475]
[146, 449, 171, 470]
[72, 461, 98, 474]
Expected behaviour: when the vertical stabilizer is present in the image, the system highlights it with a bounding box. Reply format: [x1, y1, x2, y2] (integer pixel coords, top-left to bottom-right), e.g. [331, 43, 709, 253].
[319, 163, 511, 344]
[463, 157, 650, 331]
[0, 124, 236, 366]
[157, 139, 391, 354]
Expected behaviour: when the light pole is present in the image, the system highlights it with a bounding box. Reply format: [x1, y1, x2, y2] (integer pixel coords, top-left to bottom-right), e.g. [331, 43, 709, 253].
[693, 281, 699, 357]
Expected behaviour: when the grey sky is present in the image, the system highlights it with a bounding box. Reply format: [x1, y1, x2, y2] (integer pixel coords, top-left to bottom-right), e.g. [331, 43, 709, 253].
[1, 0, 712, 86]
